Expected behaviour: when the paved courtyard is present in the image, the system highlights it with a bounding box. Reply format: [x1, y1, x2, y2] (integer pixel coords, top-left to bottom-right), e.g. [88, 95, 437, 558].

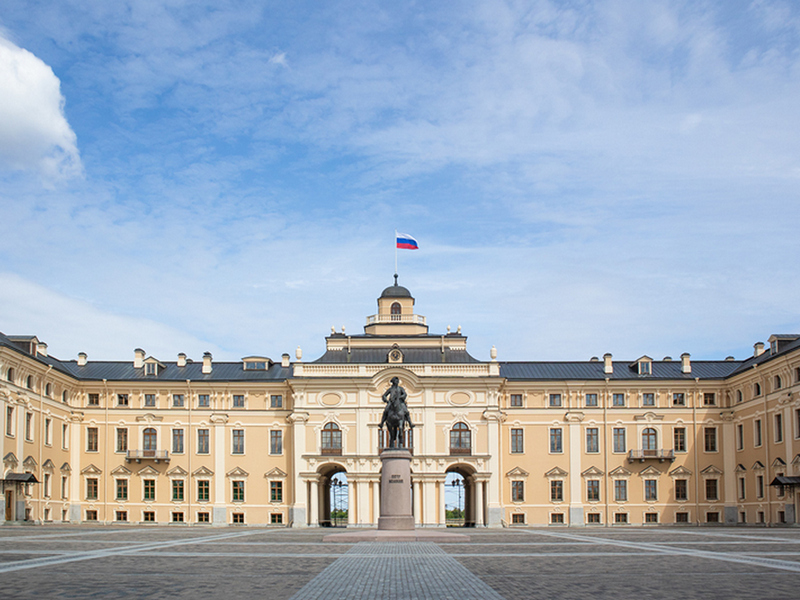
[1, 526, 800, 599]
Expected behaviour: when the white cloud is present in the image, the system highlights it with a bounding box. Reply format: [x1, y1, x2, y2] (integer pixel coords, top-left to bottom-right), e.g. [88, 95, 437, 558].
[0, 35, 82, 181]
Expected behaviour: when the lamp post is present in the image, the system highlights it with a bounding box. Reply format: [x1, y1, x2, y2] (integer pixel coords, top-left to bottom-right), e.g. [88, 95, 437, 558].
[331, 478, 344, 526]
[450, 479, 464, 524]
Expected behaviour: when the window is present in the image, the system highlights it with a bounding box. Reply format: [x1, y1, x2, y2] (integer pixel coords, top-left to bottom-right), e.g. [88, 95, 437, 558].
[449, 422, 471, 455]
[116, 479, 128, 501]
[45, 418, 52, 445]
[775, 375, 783, 390]
[271, 513, 283, 524]
[143, 428, 158, 453]
[322, 423, 342, 455]
[645, 480, 657, 501]
[675, 479, 688, 501]
[705, 479, 718, 501]
[550, 480, 563, 502]
[587, 480, 600, 502]
[25, 412, 33, 441]
[197, 512, 210, 523]
[62, 423, 68, 449]
[197, 429, 210, 454]
[61, 476, 68, 499]
[672, 393, 685, 406]
[511, 428, 524, 453]
[87, 427, 98, 452]
[796, 409, 800, 439]
[198, 394, 209, 408]
[62, 390, 68, 403]
[614, 513, 628, 524]
[232, 429, 244, 454]
[738, 477, 746, 500]
[270, 481, 283, 502]
[645, 512, 658, 523]
[737, 390, 743, 403]
[193, 480, 210, 503]
[704, 427, 717, 452]
[675, 512, 689, 523]
[549, 393, 562, 407]
[756, 475, 764, 498]
[776, 473, 785, 498]
[88, 393, 100, 406]
[145, 362, 158, 376]
[145, 394, 156, 407]
[144, 479, 155, 501]
[86, 478, 98, 500]
[5, 367, 13, 382]
[755, 419, 762, 447]
[703, 393, 716, 406]
[511, 513, 525, 524]
[43, 473, 51, 498]
[172, 480, 184, 501]
[707, 512, 720, 523]
[613, 428, 626, 453]
[510, 394, 523, 407]
[172, 429, 184, 454]
[550, 428, 563, 453]
[117, 394, 129, 406]
[612, 393, 625, 407]
[233, 513, 246, 524]
[233, 394, 245, 408]
[639, 362, 651, 376]
[550, 513, 564, 524]
[754, 382, 762, 397]
[232, 481, 245, 502]
[26, 375, 33, 389]
[757, 511, 765, 523]
[775, 413, 783, 443]
[391, 302, 401, 317]
[6, 406, 14, 436]
[586, 428, 599, 453]
[642, 428, 658, 451]
[140, 511, 154, 522]
[270, 395, 283, 408]
[116, 428, 128, 453]
[116, 511, 128, 522]
[511, 481, 524, 502]
[270, 430, 283, 455]
[45, 383, 52, 397]
[643, 393, 655, 406]
[173, 394, 184, 407]
[736, 424, 744, 450]
[614, 480, 627, 502]
[86, 510, 98, 521]
[587, 513, 601, 524]
[585, 393, 598, 407]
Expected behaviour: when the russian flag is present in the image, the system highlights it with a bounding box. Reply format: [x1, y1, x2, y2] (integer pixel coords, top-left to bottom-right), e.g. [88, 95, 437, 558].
[396, 233, 419, 250]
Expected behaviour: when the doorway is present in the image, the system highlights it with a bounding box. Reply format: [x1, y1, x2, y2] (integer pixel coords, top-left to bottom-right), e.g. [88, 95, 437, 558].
[5, 490, 13, 521]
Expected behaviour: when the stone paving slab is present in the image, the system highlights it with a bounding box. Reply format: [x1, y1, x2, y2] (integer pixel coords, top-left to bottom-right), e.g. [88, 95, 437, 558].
[323, 528, 470, 543]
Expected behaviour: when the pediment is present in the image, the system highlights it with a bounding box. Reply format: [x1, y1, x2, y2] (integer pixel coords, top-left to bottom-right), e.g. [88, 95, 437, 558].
[110, 465, 132, 476]
[193, 466, 214, 477]
[23, 456, 38, 469]
[506, 467, 529, 478]
[226, 467, 249, 478]
[735, 464, 747, 473]
[137, 465, 160, 477]
[81, 464, 102, 475]
[609, 466, 632, 478]
[167, 465, 188, 477]
[3, 453, 18, 468]
[42, 459, 55, 471]
[136, 413, 163, 423]
[544, 466, 568, 478]
[634, 412, 664, 422]
[581, 466, 605, 477]
[60, 462, 72, 474]
[265, 468, 287, 479]
[701, 465, 723, 475]
[792, 454, 800, 467]
[639, 466, 662, 477]
[772, 457, 786, 468]
[752, 461, 765, 471]
[669, 465, 693, 477]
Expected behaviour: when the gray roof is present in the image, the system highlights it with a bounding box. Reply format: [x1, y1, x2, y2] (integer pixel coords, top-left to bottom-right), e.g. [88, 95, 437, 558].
[50, 360, 291, 382]
[312, 347, 481, 364]
[500, 360, 743, 381]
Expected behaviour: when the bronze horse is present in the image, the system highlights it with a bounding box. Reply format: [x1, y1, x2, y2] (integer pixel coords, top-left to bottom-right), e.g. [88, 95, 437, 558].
[380, 377, 414, 449]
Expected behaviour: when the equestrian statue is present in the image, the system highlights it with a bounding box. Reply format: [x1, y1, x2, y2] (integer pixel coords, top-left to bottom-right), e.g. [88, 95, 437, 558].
[380, 377, 414, 449]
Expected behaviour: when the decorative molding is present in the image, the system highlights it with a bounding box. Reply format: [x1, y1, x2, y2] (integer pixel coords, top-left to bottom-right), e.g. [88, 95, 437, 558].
[505, 466, 529, 479]
[634, 412, 664, 422]
[609, 466, 632, 478]
[544, 466, 568, 478]
[700, 465, 723, 477]
[210, 413, 229, 425]
[3, 452, 18, 469]
[226, 466, 249, 478]
[166, 465, 188, 477]
[751, 461, 765, 471]
[735, 464, 747, 473]
[581, 466, 604, 477]
[60, 462, 71, 474]
[638, 465, 662, 477]
[265, 467, 287, 479]
[564, 411, 585, 423]
[135, 413, 163, 423]
[81, 464, 102, 475]
[192, 466, 214, 477]
[110, 465, 132, 476]
[23, 456, 38, 470]
[136, 465, 159, 477]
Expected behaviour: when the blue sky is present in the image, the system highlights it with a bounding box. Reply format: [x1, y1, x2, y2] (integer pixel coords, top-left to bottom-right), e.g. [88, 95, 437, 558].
[1, 0, 799, 365]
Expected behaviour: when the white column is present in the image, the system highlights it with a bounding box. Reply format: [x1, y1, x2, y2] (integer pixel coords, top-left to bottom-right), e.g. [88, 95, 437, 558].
[422, 480, 435, 526]
[413, 480, 422, 525]
[372, 480, 380, 524]
[721, 412, 737, 525]
[357, 480, 369, 526]
[566, 412, 585, 526]
[212, 416, 227, 525]
[483, 406, 504, 526]
[69, 415, 82, 522]
[437, 480, 446, 526]
[288, 411, 309, 527]
[475, 478, 484, 526]
[309, 479, 319, 526]
[347, 480, 356, 525]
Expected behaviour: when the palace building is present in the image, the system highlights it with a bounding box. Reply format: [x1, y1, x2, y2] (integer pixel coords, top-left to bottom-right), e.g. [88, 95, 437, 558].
[2, 280, 800, 527]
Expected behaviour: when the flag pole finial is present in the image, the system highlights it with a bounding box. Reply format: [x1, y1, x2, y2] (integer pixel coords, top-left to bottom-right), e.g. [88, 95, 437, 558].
[394, 273, 398, 286]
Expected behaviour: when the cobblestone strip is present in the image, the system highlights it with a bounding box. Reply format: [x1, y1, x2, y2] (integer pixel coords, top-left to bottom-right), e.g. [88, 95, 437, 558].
[526, 529, 800, 573]
[289, 542, 506, 600]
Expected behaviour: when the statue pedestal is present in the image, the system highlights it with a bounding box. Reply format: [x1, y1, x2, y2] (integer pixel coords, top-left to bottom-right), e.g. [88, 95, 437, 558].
[377, 448, 415, 530]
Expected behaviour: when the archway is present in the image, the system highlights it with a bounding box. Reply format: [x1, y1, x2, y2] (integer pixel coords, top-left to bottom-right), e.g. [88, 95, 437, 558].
[317, 464, 348, 527]
[445, 464, 480, 527]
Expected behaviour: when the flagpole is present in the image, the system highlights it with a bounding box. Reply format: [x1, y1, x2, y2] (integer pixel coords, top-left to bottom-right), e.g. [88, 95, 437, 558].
[394, 229, 398, 280]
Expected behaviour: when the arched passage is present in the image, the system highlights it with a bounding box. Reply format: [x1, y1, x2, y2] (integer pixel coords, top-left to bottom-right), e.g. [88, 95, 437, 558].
[445, 464, 481, 527]
[317, 463, 348, 527]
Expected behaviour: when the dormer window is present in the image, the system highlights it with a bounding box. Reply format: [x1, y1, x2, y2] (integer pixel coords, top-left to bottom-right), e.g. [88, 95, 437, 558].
[639, 362, 651, 375]
[242, 357, 270, 371]
[631, 356, 652, 376]
[145, 363, 157, 376]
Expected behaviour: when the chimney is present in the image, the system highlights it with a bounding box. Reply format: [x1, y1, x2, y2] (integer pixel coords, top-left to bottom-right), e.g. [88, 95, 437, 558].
[281, 353, 290, 368]
[177, 353, 187, 367]
[202, 352, 212, 374]
[603, 353, 613, 374]
[134, 348, 145, 369]
[681, 352, 691, 374]
[754, 342, 765, 357]
[77, 352, 87, 366]
[38, 342, 48, 357]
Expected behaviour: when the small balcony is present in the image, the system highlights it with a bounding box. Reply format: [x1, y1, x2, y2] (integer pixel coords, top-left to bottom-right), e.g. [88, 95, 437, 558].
[320, 447, 342, 456]
[126, 450, 170, 464]
[627, 449, 675, 463]
[449, 447, 472, 456]
[365, 313, 427, 326]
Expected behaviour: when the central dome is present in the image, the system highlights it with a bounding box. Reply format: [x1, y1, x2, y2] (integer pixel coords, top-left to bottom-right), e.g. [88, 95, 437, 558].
[380, 284, 412, 298]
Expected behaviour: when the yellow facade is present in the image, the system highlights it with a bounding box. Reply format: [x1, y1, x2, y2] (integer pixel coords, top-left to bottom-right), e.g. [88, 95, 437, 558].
[2, 285, 799, 527]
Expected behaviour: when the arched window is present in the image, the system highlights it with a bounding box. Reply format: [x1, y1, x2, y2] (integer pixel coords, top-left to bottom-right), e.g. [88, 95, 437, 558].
[321, 423, 342, 455]
[26, 375, 33, 390]
[736, 390, 743, 403]
[642, 428, 658, 451]
[775, 375, 782, 390]
[6, 367, 13, 382]
[45, 383, 52, 397]
[391, 302, 401, 321]
[143, 428, 158, 456]
[62, 390, 68, 403]
[754, 382, 762, 397]
[450, 422, 471, 455]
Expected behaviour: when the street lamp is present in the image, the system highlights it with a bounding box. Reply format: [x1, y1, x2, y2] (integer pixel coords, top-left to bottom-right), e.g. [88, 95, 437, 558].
[450, 479, 464, 524]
